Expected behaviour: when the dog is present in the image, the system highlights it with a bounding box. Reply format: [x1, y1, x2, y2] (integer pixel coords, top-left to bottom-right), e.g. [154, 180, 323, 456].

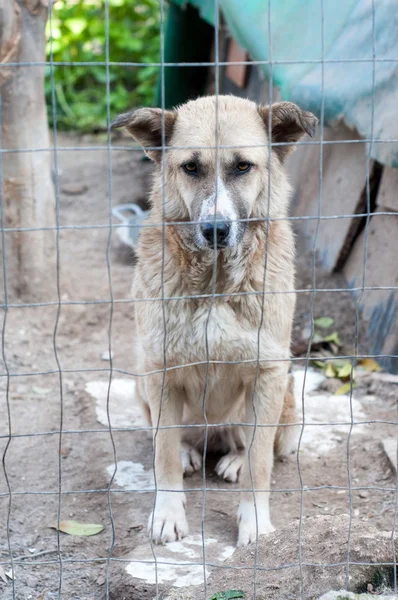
[112, 95, 316, 547]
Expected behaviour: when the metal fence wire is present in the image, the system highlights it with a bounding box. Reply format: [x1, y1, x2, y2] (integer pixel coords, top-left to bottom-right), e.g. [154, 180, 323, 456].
[1, 0, 398, 599]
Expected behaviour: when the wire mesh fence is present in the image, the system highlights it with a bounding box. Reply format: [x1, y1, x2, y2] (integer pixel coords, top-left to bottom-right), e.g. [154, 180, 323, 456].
[0, 0, 397, 599]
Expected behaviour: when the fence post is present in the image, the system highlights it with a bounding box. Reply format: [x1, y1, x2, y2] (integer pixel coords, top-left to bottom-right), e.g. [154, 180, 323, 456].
[1, 0, 55, 301]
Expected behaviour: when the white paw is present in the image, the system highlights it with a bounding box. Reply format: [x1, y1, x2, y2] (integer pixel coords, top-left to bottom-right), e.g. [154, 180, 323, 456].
[237, 500, 274, 547]
[148, 491, 189, 544]
[215, 452, 244, 483]
[180, 442, 202, 476]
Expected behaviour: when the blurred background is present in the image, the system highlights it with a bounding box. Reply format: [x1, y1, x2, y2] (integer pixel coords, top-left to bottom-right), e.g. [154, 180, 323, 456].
[45, 0, 162, 131]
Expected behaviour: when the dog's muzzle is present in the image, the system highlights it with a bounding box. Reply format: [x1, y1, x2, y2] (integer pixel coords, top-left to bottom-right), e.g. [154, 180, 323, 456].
[199, 214, 231, 249]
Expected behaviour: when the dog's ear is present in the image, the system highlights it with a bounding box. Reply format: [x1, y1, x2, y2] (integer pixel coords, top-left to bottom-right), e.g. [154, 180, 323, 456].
[111, 107, 177, 162]
[258, 102, 317, 162]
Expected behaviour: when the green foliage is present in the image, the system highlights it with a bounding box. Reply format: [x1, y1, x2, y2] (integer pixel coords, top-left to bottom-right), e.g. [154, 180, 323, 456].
[45, 0, 162, 131]
[210, 592, 245, 600]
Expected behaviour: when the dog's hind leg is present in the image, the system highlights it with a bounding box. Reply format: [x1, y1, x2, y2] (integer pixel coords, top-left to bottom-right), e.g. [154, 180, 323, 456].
[274, 374, 300, 457]
[215, 450, 245, 483]
[214, 425, 246, 483]
[180, 442, 202, 476]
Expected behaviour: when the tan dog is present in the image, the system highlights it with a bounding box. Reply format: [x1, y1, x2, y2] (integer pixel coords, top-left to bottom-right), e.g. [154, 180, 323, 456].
[112, 95, 316, 547]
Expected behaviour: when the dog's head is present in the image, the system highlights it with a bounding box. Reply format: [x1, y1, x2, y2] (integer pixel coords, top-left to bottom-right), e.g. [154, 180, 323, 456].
[112, 96, 316, 250]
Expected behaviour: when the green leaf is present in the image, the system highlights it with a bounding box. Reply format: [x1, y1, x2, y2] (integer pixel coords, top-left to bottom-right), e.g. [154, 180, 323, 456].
[335, 382, 357, 396]
[311, 333, 325, 345]
[46, 39, 62, 54]
[314, 317, 334, 329]
[45, 0, 162, 132]
[137, 65, 160, 82]
[64, 18, 87, 36]
[323, 332, 342, 346]
[210, 592, 245, 600]
[336, 363, 353, 379]
[312, 360, 326, 369]
[330, 358, 350, 368]
[32, 386, 52, 395]
[117, 37, 144, 52]
[50, 520, 104, 536]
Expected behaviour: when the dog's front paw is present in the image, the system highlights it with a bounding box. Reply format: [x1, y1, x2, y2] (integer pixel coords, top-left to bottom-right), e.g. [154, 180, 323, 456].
[148, 492, 188, 544]
[237, 500, 274, 547]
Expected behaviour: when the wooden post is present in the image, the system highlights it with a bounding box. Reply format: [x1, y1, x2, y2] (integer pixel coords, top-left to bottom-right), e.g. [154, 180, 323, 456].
[1, 0, 56, 301]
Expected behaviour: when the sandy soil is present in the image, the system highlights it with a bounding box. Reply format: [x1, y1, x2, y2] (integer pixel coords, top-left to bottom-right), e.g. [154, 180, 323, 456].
[0, 133, 396, 600]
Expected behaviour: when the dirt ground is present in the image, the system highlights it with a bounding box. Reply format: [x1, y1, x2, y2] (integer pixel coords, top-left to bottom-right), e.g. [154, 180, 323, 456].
[166, 515, 398, 600]
[0, 133, 397, 600]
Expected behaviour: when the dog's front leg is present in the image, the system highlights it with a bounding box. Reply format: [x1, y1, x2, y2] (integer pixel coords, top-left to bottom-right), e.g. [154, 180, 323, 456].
[146, 374, 188, 544]
[237, 367, 286, 547]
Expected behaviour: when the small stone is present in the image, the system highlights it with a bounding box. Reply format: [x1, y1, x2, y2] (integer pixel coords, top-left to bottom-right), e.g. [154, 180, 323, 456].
[380, 530, 393, 538]
[381, 438, 397, 474]
[358, 490, 368, 499]
[101, 350, 114, 361]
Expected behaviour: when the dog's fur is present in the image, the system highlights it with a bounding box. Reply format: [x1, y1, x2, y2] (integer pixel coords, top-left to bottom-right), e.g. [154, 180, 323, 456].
[112, 95, 316, 546]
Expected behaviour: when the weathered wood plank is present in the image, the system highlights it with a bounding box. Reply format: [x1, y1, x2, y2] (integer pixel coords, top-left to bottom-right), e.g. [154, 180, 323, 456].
[287, 123, 370, 271]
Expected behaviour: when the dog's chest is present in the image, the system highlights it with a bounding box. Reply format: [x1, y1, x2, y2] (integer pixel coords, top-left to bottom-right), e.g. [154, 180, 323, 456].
[162, 297, 268, 364]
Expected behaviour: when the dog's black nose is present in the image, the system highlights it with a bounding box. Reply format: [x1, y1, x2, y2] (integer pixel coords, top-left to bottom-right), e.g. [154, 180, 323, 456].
[200, 219, 230, 247]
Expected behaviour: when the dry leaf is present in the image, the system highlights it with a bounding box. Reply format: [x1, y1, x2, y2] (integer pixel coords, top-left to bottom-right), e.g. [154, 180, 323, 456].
[50, 520, 104, 536]
[325, 363, 336, 378]
[335, 382, 357, 396]
[314, 317, 334, 329]
[359, 358, 382, 372]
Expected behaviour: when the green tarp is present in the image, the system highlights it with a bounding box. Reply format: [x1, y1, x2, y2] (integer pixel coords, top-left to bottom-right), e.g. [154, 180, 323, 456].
[172, 0, 398, 167]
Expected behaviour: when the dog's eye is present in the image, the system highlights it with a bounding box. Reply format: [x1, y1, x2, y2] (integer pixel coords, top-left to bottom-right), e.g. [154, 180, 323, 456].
[236, 161, 252, 173]
[183, 162, 198, 175]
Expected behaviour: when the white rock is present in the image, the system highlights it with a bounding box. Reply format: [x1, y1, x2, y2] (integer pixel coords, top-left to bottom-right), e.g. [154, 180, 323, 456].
[101, 350, 114, 361]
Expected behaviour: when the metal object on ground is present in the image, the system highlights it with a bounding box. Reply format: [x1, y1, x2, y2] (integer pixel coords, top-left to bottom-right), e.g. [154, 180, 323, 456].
[112, 203, 149, 249]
